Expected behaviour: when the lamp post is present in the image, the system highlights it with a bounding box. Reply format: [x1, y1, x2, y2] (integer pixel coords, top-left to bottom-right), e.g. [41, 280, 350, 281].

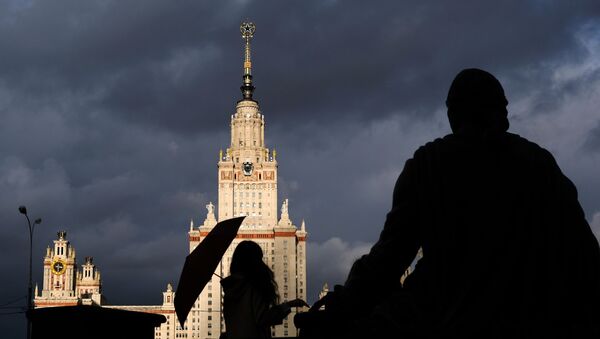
[19, 206, 41, 339]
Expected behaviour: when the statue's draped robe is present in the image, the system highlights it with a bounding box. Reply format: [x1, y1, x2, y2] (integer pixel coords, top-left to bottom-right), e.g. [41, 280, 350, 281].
[345, 132, 600, 337]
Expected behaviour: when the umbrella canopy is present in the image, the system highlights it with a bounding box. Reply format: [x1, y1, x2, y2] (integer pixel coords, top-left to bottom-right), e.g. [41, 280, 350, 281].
[174, 216, 245, 326]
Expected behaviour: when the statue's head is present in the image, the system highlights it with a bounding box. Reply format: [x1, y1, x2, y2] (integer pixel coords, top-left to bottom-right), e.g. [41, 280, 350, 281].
[446, 68, 509, 134]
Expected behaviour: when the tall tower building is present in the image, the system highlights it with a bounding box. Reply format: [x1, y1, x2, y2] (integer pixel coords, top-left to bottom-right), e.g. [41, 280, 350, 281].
[43, 21, 308, 339]
[186, 21, 308, 338]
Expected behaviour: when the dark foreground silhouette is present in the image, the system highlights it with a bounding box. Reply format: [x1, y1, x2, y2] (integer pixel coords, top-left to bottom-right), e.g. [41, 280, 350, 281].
[297, 69, 600, 338]
[222, 241, 308, 339]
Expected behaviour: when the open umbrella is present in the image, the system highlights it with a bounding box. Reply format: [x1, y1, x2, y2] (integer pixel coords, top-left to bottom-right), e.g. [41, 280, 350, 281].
[174, 216, 245, 326]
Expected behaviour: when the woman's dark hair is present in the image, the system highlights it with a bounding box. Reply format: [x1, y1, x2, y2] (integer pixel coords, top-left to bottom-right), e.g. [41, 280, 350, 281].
[230, 241, 279, 306]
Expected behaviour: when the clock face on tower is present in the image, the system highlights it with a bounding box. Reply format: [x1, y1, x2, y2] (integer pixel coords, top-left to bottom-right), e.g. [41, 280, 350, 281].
[243, 161, 253, 176]
[51, 259, 66, 275]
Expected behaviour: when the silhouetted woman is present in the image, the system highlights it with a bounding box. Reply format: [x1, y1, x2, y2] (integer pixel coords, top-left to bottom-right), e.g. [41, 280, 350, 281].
[221, 240, 308, 338]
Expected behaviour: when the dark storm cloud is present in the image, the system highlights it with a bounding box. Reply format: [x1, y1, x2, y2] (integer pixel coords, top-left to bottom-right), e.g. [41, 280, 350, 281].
[584, 122, 600, 153]
[2, 1, 600, 336]
[0, 1, 246, 133]
[2, 1, 599, 134]
[253, 0, 600, 126]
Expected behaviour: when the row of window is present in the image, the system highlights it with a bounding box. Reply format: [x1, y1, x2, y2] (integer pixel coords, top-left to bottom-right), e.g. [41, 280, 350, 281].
[239, 191, 262, 198]
[238, 201, 262, 208]
[222, 183, 276, 189]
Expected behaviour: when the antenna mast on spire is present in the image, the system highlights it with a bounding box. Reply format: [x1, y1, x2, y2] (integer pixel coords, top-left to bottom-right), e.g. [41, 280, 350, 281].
[240, 21, 256, 100]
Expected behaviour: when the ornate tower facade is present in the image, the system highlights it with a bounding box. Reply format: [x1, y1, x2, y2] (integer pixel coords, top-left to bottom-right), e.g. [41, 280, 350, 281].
[34, 231, 103, 308]
[186, 21, 308, 338]
[216, 21, 278, 226]
[35, 231, 78, 307]
[75, 256, 103, 305]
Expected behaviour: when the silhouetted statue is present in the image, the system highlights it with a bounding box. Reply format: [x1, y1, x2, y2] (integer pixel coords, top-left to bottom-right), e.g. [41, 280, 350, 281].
[302, 69, 600, 338]
[221, 241, 308, 339]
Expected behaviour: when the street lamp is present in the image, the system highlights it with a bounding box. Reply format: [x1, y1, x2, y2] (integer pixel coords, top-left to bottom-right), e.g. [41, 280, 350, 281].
[19, 206, 41, 339]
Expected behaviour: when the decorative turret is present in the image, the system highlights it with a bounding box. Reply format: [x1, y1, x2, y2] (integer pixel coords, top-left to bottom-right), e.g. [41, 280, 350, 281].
[240, 21, 256, 101]
[163, 283, 174, 306]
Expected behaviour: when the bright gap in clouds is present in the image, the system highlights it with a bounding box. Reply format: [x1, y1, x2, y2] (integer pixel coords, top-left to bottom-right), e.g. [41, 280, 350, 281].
[306, 238, 372, 303]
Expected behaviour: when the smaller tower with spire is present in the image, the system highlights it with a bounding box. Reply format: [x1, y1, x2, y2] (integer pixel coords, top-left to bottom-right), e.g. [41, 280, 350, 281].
[76, 256, 103, 305]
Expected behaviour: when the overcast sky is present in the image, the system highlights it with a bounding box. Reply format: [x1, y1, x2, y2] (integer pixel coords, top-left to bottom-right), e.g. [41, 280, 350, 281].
[2, 0, 600, 336]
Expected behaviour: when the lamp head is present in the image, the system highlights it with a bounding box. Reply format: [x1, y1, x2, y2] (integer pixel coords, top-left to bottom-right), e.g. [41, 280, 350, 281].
[34, 218, 42, 225]
[18, 206, 27, 215]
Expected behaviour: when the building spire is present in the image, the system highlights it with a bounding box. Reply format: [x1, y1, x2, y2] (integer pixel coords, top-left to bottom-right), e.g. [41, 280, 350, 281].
[240, 21, 256, 100]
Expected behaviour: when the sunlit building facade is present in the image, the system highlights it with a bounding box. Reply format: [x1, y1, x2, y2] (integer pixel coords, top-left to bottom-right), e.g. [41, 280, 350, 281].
[183, 21, 308, 338]
[34, 22, 307, 339]
[33, 231, 104, 308]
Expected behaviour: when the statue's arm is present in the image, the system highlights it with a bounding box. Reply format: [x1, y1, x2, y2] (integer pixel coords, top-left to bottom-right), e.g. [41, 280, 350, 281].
[343, 156, 422, 311]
